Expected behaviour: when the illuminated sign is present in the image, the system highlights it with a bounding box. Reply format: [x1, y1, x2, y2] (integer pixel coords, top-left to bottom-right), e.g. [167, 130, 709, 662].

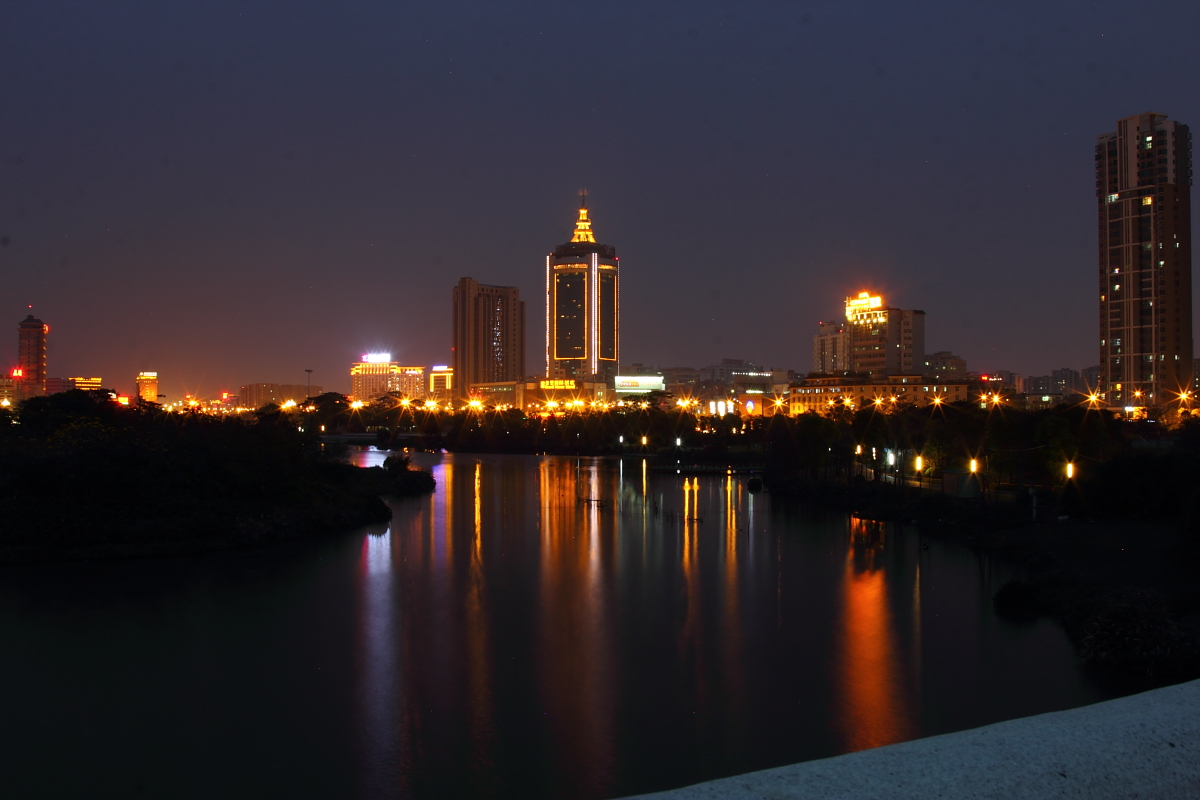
[11, 368, 22, 378]
[540, 379, 576, 390]
[845, 291, 884, 320]
[614, 375, 665, 393]
[361, 353, 392, 363]
[431, 365, 450, 371]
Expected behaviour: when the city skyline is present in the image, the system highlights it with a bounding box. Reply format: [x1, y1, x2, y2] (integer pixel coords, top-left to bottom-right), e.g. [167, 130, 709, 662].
[3, 3, 1200, 398]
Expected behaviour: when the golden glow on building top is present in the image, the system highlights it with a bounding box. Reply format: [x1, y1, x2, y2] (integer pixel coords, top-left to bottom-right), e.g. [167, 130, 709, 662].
[845, 291, 884, 322]
[571, 207, 596, 244]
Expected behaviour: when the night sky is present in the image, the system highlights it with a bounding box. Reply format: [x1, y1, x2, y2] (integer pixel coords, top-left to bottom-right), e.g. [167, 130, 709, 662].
[3, 1, 1199, 399]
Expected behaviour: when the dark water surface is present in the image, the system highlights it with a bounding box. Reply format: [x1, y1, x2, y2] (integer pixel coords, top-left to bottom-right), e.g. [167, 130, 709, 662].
[0, 453, 1140, 798]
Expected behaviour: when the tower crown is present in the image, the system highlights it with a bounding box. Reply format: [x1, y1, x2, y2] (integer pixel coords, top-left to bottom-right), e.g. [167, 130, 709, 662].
[571, 207, 596, 243]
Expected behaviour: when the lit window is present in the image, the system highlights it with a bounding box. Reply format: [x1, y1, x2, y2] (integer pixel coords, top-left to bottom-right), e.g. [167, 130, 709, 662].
[1143, 197, 1153, 206]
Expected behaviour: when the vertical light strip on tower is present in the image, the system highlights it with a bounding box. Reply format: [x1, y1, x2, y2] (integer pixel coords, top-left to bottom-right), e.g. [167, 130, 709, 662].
[590, 253, 599, 376]
[545, 255, 552, 377]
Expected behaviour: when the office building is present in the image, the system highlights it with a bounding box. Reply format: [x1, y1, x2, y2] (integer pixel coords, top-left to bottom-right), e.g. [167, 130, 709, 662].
[546, 193, 619, 384]
[44, 378, 74, 395]
[1096, 112, 1193, 405]
[17, 314, 48, 398]
[428, 365, 454, 400]
[349, 355, 423, 402]
[923, 351, 967, 380]
[845, 292, 925, 377]
[812, 320, 850, 374]
[238, 383, 323, 410]
[70, 377, 104, 391]
[452, 278, 524, 401]
[136, 372, 159, 403]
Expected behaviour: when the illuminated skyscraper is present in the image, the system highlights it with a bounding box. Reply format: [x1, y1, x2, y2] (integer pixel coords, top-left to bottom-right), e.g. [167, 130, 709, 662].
[136, 372, 159, 403]
[17, 314, 47, 397]
[1096, 112, 1193, 405]
[545, 193, 619, 383]
[452, 278, 524, 401]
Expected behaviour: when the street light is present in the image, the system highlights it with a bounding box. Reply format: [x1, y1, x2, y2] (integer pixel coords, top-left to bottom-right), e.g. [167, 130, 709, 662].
[1066, 462, 1075, 480]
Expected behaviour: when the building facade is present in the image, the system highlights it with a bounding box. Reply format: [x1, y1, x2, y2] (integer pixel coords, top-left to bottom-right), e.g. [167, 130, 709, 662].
[17, 314, 48, 398]
[787, 374, 973, 415]
[349, 356, 423, 402]
[452, 278, 524, 401]
[812, 319, 850, 374]
[1096, 111, 1194, 406]
[428, 366, 454, 400]
[845, 293, 925, 377]
[546, 195, 619, 384]
[238, 383, 323, 410]
[136, 372, 159, 403]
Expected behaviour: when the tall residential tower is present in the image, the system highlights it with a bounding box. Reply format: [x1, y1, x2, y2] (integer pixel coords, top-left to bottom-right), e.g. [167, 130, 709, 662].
[1096, 112, 1193, 405]
[452, 278, 525, 401]
[546, 193, 619, 383]
[17, 314, 48, 398]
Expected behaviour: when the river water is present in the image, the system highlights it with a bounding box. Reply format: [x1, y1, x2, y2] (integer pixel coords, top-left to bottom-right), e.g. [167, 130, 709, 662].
[0, 452, 1140, 799]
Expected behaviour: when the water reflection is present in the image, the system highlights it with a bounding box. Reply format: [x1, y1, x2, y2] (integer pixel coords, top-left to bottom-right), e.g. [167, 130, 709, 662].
[341, 454, 1116, 798]
[834, 517, 914, 751]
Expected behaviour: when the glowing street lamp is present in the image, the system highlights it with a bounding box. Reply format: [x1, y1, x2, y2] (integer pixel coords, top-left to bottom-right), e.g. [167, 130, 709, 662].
[1066, 462, 1075, 480]
[969, 458, 978, 473]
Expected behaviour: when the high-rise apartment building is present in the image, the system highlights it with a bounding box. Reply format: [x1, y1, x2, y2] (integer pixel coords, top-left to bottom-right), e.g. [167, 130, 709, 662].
[136, 372, 159, 403]
[844, 292, 925, 377]
[1096, 112, 1193, 405]
[452, 278, 524, 401]
[546, 194, 619, 383]
[17, 314, 47, 397]
[812, 319, 850, 374]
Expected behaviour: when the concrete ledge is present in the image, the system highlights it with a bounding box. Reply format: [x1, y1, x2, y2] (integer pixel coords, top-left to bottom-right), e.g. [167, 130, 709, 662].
[617, 679, 1199, 799]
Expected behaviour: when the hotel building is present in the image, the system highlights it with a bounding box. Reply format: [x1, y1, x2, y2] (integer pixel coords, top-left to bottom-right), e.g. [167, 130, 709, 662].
[136, 372, 159, 403]
[546, 194, 619, 384]
[452, 278, 524, 401]
[349, 356, 424, 402]
[844, 292, 925, 377]
[1096, 111, 1193, 405]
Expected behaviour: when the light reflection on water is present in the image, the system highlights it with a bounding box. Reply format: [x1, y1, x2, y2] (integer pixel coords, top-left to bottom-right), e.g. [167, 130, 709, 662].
[342, 452, 1122, 799]
[0, 451, 1135, 800]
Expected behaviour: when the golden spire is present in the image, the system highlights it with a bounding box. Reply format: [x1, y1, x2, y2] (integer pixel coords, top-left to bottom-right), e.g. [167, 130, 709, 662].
[571, 188, 595, 243]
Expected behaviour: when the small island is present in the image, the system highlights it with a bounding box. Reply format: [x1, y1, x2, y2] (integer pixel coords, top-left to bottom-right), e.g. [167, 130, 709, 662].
[0, 389, 435, 562]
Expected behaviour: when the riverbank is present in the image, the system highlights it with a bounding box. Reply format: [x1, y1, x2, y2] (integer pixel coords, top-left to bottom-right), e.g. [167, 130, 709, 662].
[617, 678, 1200, 800]
[0, 392, 436, 564]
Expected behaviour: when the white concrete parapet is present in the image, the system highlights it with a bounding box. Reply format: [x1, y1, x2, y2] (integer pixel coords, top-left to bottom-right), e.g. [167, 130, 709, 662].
[617, 679, 1199, 799]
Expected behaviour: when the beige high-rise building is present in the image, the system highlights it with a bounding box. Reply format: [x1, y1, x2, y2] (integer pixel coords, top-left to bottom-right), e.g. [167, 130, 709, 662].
[1096, 111, 1193, 406]
[136, 372, 159, 403]
[845, 292, 925, 377]
[452, 278, 524, 401]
